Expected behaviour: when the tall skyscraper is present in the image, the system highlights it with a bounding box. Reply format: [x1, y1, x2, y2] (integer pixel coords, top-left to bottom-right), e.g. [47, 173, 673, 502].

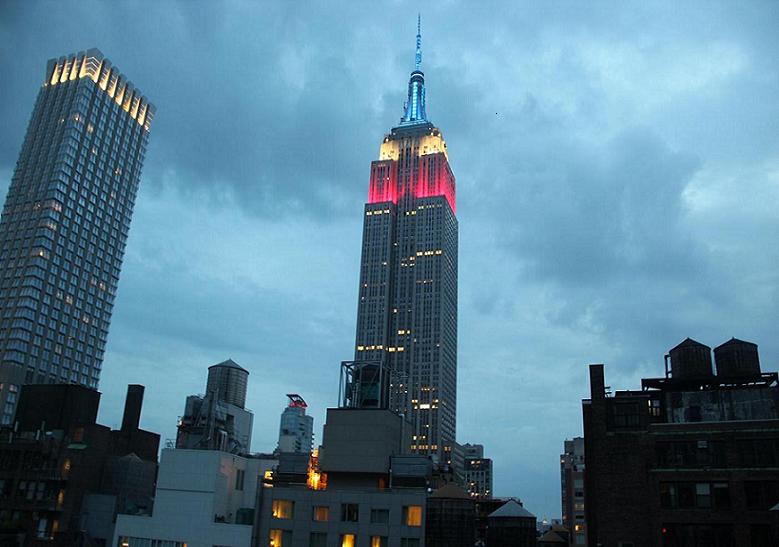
[0, 49, 154, 424]
[353, 19, 458, 463]
[276, 393, 314, 453]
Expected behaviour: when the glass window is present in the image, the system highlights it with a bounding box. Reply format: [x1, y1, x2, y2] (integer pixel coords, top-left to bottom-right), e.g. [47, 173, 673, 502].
[370, 509, 389, 524]
[269, 529, 292, 547]
[371, 537, 388, 547]
[696, 483, 711, 508]
[341, 503, 359, 522]
[312, 506, 329, 522]
[272, 500, 294, 519]
[403, 505, 422, 526]
[340, 534, 356, 547]
[309, 533, 327, 547]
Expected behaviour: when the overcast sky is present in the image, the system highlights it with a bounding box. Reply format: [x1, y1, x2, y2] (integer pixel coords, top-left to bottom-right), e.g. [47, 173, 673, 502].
[2, 0, 778, 518]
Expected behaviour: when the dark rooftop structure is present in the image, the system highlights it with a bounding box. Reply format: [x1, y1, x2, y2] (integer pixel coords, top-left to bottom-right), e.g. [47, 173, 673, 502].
[583, 337, 779, 547]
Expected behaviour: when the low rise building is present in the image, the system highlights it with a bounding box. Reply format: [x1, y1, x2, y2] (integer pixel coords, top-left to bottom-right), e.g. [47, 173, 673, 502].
[0, 384, 159, 545]
[583, 337, 779, 547]
[113, 448, 276, 547]
[257, 407, 429, 547]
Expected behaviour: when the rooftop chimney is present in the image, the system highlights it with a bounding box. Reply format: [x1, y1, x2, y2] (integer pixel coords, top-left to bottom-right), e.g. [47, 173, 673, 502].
[121, 384, 144, 432]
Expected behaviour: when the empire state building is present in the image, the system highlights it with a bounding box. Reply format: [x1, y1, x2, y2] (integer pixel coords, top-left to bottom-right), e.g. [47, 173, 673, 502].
[353, 20, 458, 463]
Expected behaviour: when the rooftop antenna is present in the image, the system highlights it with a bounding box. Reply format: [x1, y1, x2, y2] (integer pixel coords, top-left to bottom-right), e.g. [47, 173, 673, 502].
[415, 13, 422, 71]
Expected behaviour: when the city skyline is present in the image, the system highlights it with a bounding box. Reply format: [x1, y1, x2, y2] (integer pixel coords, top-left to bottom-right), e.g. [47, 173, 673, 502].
[1, 1, 778, 519]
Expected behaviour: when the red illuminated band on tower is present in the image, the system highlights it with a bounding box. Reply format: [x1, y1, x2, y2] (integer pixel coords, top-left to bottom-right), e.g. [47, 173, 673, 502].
[367, 152, 456, 214]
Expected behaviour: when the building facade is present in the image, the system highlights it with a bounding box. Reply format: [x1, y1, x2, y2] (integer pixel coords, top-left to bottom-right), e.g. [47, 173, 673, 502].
[0, 383, 159, 545]
[277, 394, 314, 454]
[114, 448, 276, 547]
[0, 49, 154, 423]
[560, 437, 586, 545]
[462, 444, 493, 499]
[176, 359, 254, 453]
[257, 407, 429, 547]
[583, 338, 779, 547]
[352, 19, 458, 465]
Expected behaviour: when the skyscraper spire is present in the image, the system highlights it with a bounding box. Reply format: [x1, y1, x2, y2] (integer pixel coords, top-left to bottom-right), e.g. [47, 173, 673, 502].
[415, 13, 422, 70]
[401, 14, 427, 125]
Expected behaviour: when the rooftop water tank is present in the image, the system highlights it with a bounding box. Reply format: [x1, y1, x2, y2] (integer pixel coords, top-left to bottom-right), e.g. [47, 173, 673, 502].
[669, 338, 713, 379]
[714, 338, 760, 377]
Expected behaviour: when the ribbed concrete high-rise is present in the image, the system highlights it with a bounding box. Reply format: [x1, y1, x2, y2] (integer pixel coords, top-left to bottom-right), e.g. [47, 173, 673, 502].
[353, 20, 458, 464]
[0, 49, 154, 424]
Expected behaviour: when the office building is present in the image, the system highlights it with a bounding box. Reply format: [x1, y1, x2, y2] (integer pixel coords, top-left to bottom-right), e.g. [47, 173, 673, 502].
[176, 358, 253, 453]
[352, 17, 458, 464]
[256, 360, 430, 547]
[583, 337, 779, 547]
[462, 443, 493, 499]
[277, 393, 314, 454]
[113, 448, 276, 547]
[0, 383, 159, 544]
[560, 437, 586, 545]
[0, 49, 154, 423]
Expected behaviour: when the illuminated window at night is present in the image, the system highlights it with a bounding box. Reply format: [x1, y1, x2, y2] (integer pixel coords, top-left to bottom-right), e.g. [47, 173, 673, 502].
[371, 537, 388, 547]
[340, 534, 356, 547]
[269, 529, 291, 547]
[272, 499, 294, 519]
[403, 505, 422, 526]
[312, 505, 329, 522]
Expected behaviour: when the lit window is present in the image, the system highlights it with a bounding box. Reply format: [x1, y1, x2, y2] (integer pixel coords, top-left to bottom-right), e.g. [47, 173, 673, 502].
[371, 537, 388, 547]
[272, 500, 294, 519]
[269, 529, 292, 546]
[340, 534, 356, 547]
[403, 506, 422, 526]
[312, 506, 329, 522]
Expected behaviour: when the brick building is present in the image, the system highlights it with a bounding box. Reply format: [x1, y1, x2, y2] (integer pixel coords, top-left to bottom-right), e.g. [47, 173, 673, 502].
[583, 338, 779, 547]
[0, 384, 159, 545]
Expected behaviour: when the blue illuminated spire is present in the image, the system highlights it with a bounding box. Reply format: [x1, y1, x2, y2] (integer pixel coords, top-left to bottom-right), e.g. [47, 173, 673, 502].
[415, 13, 422, 70]
[401, 14, 427, 125]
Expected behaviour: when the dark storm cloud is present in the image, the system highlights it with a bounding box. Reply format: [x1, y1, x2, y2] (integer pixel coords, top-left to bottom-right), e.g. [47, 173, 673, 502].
[2, 0, 778, 519]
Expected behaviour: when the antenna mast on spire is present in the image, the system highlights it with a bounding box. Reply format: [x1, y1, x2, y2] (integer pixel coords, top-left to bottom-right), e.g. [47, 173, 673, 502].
[415, 13, 422, 70]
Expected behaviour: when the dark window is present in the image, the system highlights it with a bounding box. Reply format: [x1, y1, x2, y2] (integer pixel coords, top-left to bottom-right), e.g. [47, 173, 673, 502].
[613, 402, 641, 428]
[370, 509, 389, 524]
[744, 481, 779, 510]
[660, 482, 730, 510]
[235, 469, 244, 491]
[341, 503, 359, 522]
[309, 532, 327, 547]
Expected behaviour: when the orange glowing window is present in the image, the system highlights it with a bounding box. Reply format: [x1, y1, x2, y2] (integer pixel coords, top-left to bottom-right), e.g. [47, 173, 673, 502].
[269, 529, 291, 546]
[271, 499, 294, 519]
[371, 537, 388, 547]
[340, 534, 356, 547]
[312, 505, 329, 522]
[403, 505, 422, 526]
